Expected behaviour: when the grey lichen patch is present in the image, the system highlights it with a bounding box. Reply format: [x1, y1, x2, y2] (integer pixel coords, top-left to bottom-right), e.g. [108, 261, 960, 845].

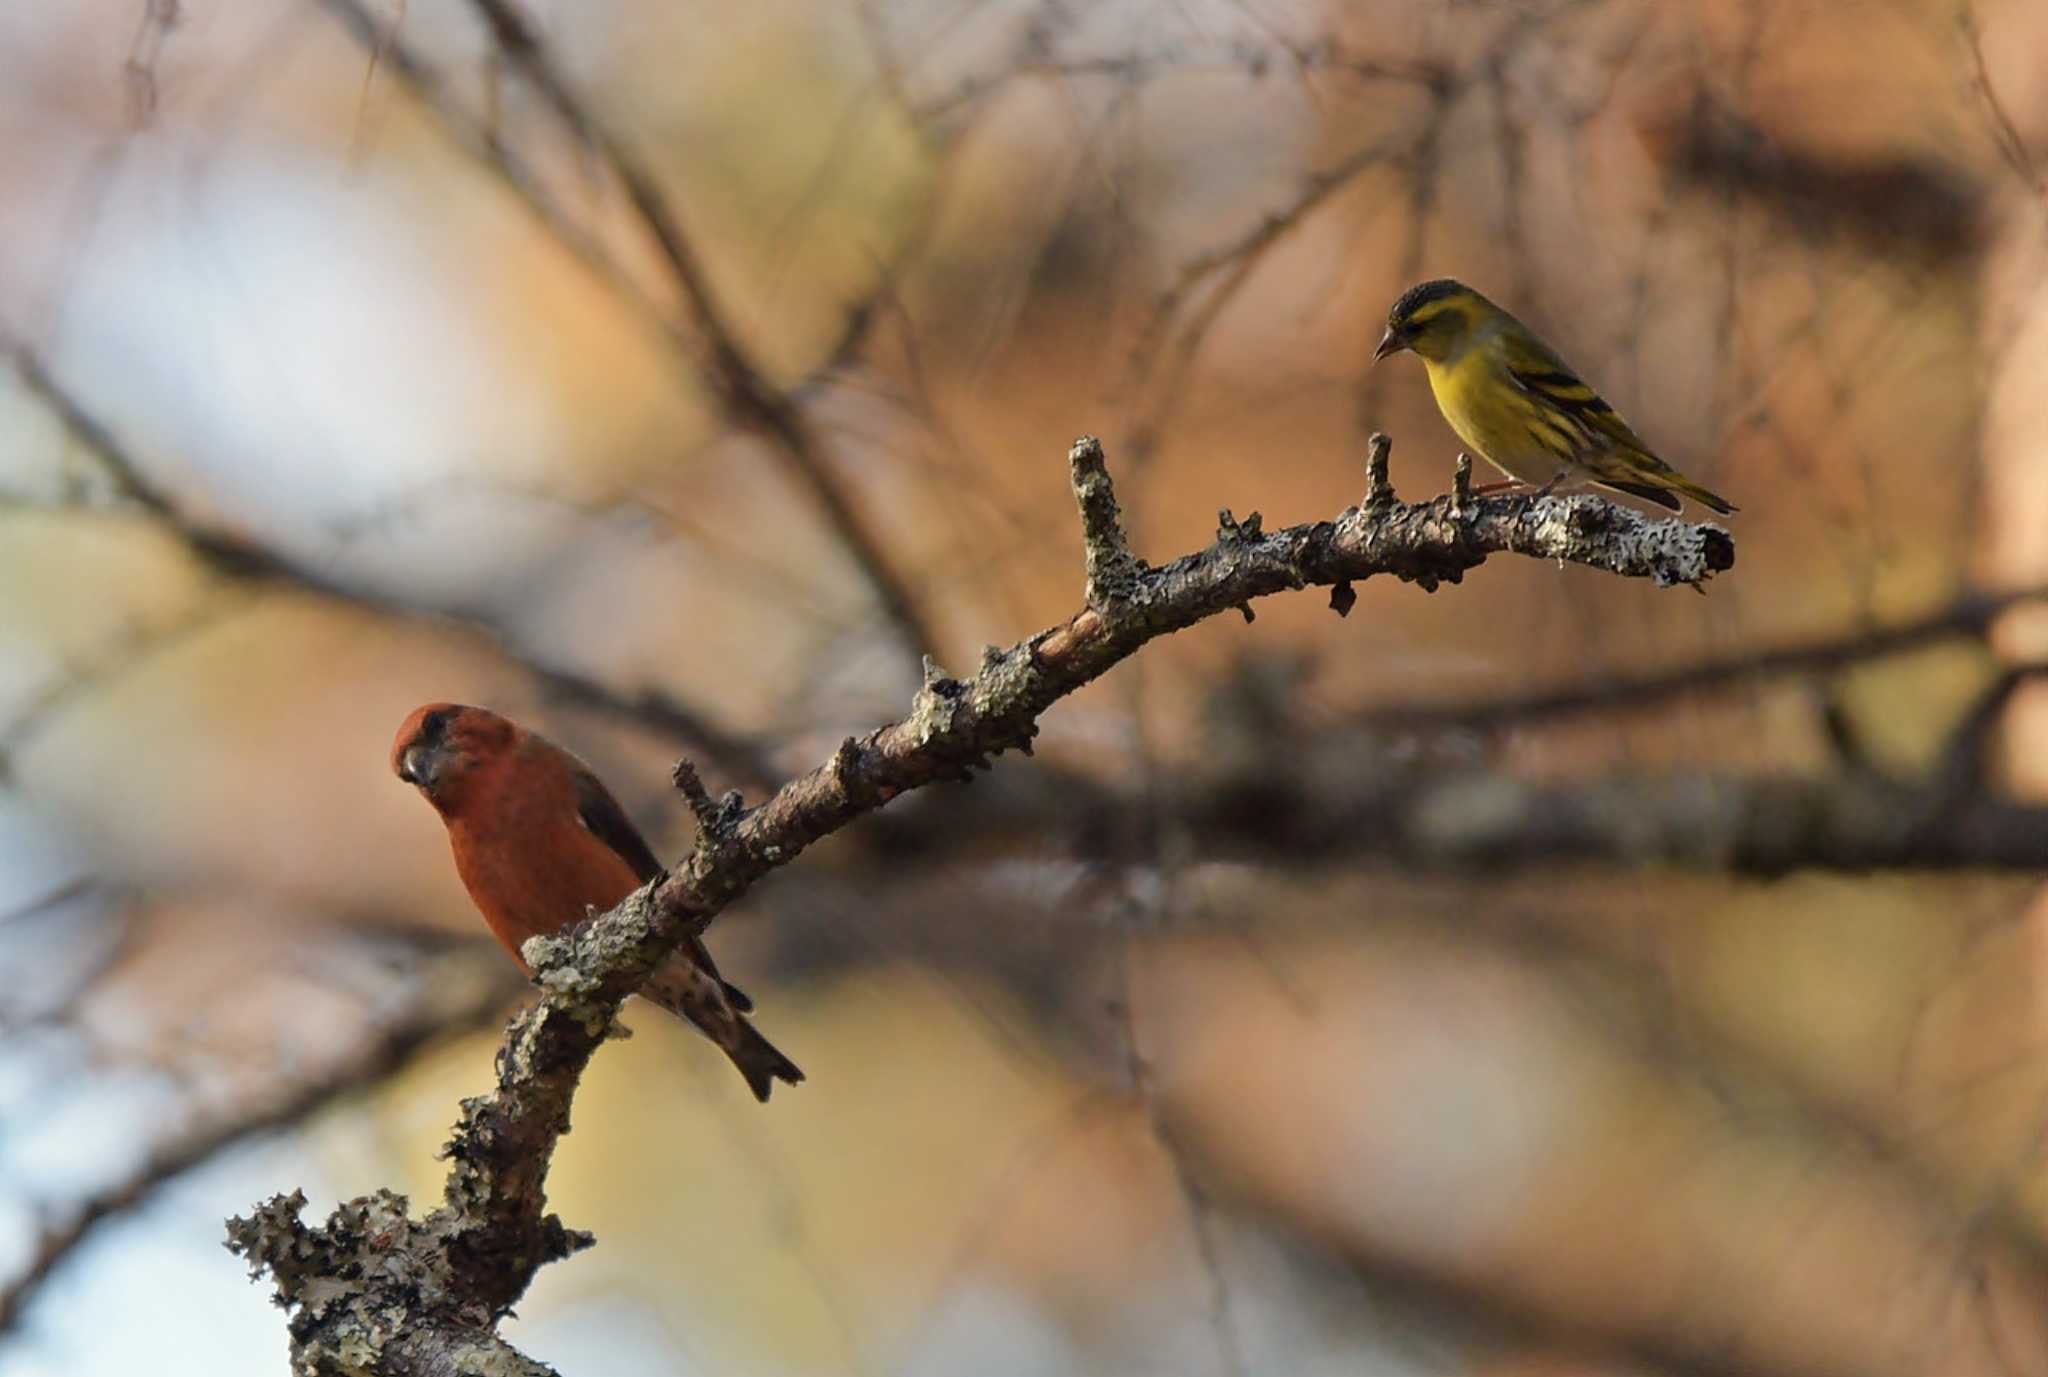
[909, 657, 969, 746]
[225, 1189, 320, 1290]
[331, 1327, 382, 1371]
[521, 943, 610, 1042]
[520, 932, 581, 985]
[441, 1151, 492, 1217]
[967, 640, 1044, 717]
[1526, 498, 1730, 588]
[225, 1186, 464, 1367]
[519, 886, 663, 1037]
[1526, 496, 1601, 554]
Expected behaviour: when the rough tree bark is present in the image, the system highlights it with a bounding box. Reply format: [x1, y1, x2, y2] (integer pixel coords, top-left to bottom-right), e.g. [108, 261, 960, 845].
[225, 435, 1733, 1376]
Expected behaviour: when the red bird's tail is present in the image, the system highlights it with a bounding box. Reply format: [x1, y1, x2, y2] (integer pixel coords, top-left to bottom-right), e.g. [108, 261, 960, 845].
[641, 950, 804, 1102]
[728, 1022, 805, 1103]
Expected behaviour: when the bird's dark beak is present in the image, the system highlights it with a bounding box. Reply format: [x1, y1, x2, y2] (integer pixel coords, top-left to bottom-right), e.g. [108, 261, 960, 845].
[397, 743, 437, 789]
[1373, 328, 1404, 362]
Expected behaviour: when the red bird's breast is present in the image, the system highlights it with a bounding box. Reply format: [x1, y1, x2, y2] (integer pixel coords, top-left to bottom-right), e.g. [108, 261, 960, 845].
[443, 757, 643, 968]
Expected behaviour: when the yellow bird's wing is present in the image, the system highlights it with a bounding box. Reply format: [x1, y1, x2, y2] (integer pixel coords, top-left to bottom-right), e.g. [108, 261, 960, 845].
[1497, 329, 1727, 512]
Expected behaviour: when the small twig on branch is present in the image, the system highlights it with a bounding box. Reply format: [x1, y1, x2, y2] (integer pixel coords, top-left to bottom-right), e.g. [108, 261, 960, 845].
[1071, 436, 1144, 609]
[227, 433, 1733, 1371]
[1362, 431, 1395, 509]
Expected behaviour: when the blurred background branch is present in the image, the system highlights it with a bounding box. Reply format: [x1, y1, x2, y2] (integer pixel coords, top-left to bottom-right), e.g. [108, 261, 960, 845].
[0, 933, 521, 1336]
[319, 0, 943, 655]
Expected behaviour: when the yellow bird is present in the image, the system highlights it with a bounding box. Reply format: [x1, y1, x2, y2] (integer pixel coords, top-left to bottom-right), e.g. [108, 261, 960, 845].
[1373, 278, 1735, 515]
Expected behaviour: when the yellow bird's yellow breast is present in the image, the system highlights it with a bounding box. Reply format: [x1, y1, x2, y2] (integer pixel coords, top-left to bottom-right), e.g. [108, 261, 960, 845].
[1422, 354, 1584, 487]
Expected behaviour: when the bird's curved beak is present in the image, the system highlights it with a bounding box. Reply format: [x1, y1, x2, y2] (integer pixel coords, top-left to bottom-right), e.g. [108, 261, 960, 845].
[397, 743, 439, 789]
[1373, 329, 1404, 362]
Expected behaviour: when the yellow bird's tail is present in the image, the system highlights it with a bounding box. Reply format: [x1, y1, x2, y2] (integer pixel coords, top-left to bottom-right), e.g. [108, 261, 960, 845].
[1657, 472, 1737, 516]
[1583, 442, 1736, 516]
[1597, 473, 1736, 516]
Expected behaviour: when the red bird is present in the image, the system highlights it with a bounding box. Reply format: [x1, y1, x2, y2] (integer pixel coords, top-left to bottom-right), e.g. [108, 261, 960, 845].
[391, 703, 801, 1101]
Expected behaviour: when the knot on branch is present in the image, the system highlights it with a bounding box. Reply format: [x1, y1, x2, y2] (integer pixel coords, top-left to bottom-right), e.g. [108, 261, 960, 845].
[1069, 435, 1144, 611]
[1451, 453, 1474, 514]
[911, 655, 970, 749]
[831, 734, 868, 799]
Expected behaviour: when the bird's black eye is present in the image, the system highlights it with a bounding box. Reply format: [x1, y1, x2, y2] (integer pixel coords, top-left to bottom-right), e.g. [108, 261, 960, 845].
[421, 709, 452, 740]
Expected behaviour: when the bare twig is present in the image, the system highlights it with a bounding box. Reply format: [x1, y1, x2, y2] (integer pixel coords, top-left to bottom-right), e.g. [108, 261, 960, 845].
[1959, 3, 2043, 194]
[227, 434, 1733, 1371]
[1070, 435, 1143, 608]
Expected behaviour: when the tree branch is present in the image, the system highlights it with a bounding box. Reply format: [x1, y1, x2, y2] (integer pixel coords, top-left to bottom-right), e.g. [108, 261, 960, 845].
[227, 435, 1734, 1370]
